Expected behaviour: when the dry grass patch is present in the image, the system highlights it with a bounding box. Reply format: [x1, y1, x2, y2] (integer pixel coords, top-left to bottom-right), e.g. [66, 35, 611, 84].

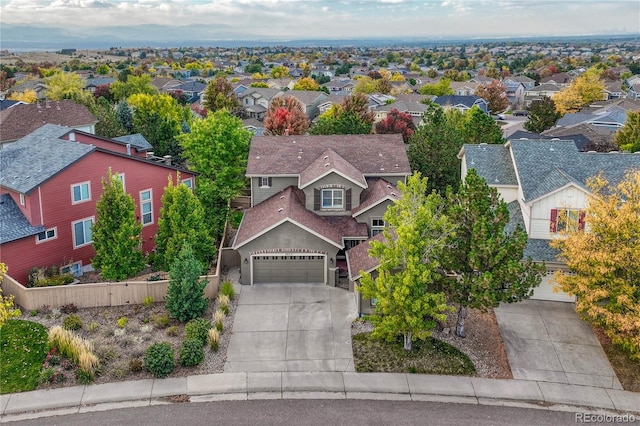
[593, 326, 640, 392]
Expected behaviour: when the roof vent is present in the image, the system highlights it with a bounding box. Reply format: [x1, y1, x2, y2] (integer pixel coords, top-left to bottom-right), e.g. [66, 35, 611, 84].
[380, 167, 385, 171]
[256, 155, 261, 159]
[378, 153, 383, 157]
[297, 156, 302, 159]
[391, 192, 396, 196]
[323, 155, 329, 160]
[277, 207, 284, 212]
[280, 195, 285, 199]
[324, 163, 330, 167]
[550, 147, 554, 151]
[387, 185, 392, 189]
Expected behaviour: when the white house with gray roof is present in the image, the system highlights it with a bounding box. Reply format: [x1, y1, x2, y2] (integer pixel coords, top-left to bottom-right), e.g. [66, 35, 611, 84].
[458, 139, 640, 302]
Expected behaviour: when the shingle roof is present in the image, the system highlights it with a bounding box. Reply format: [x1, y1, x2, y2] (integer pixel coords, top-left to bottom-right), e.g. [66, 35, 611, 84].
[524, 239, 561, 263]
[345, 233, 385, 280]
[508, 139, 640, 202]
[113, 134, 153, 152]
[299, 148, 367, 189]
[0, 194, 45, 244]
[0, 124, 95, 194]
[278, 90, 327, 107]
[233, 186, 349, 249]
[461, 144, 518, 186]
[433, 95, 483, 108]
[352, 178, 400, 216]
[247, 134, 410, 178]
[0, 99, 97, 143]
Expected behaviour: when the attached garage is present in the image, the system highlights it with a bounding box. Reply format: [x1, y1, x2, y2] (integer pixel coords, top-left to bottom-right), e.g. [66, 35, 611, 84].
[252, 254, 326, 284]
[530, 271, 576, 303]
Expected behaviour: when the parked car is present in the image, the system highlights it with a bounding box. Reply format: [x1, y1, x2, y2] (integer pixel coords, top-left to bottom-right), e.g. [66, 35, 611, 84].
[513, 110, 528, 116]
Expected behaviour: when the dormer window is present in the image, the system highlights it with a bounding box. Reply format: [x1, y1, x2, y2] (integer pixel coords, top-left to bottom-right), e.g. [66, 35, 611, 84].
[550, 208, 585, 233]
[321, 188, 343, 209]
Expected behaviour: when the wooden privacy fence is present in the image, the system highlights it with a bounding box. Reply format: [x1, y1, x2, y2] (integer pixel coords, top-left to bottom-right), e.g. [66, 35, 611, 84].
[1, 273, 220, 311]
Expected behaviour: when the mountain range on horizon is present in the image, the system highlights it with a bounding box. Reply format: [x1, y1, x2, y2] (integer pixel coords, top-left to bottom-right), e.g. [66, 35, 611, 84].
[1, 22, 638, 51]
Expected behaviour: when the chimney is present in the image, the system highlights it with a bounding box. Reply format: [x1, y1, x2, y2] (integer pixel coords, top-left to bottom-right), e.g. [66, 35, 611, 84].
[163, 155, 172, 165]
[69, 131, 76, 142]
[126, 143, 131, 156]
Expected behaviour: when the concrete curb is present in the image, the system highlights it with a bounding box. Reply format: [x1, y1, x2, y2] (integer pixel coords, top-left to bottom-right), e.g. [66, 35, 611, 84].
[2, 372, 639, 422]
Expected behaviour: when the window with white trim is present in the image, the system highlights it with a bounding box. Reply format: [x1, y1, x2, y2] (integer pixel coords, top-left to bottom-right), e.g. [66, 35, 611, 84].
[550, 208, 585, 233]
[140, 189, 153, 226]
[321, 188, 343, 209]
[116, 173, 125, 191]
[71, 182, 91, 204]
[260, 177, 272, 188]
[182, 178, 193, 190]
[72, 217, 93, 247]
[60, 261, 82, 277]
[36, 227, 57, 243]
[371, 218, 386, 236]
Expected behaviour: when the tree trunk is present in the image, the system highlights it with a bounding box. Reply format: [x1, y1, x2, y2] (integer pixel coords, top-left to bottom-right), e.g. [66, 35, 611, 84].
[456, 305, 467, 338]
[403, 331, 413, 351]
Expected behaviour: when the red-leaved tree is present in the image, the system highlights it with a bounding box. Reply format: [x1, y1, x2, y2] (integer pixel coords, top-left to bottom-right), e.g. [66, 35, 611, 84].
[264, 96, 310, 135]
[375, 109, 416, 143]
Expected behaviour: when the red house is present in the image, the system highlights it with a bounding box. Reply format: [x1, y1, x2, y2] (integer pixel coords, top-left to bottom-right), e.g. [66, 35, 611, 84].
[0, 124, 196, 285]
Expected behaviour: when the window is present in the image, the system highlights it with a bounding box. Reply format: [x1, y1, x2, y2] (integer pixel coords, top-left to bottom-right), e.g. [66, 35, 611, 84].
[321, 188, 343, 209]
[550, 208, 585, 233]
[71, 182, 90, 204]
[116, 173, 125, 191]
[60, 261, 82, 277]
[36, 227, 57, 243]
[182, 178, 193, 190]
[370, 298, 378, 307]
[260, 177, 272, 188]
[72, 218, 93, 247]
[19, 194, 25, 206]
[140, 189, 153, 226]
[371, 218, 386, 236]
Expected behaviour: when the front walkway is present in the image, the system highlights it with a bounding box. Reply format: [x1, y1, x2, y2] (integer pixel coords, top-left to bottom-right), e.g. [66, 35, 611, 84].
[495, 300, 622, 389]
[224, 283, 357, 373]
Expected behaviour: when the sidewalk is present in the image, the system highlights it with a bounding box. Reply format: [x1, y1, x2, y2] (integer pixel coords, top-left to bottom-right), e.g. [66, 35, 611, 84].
[2, 372, 639, 422]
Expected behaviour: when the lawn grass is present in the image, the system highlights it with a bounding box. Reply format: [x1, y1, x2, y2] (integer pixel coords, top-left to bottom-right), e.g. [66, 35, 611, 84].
[1, 319, 48, 394]
[593, 326, 640, 392]
[352, 332, 476, 375]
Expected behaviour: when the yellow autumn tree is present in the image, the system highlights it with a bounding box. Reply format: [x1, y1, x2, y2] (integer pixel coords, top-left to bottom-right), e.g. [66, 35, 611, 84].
[550, 170, 640, 359]
[0, 263, 21, 328]
[7, 90, 37, 103]
[553, 67, 605, 115]
[293, 77, 319, 91]
[45, 71, 86, 101]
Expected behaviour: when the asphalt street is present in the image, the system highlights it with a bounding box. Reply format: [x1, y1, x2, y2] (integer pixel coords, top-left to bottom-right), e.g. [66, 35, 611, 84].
[6, 399, 587, 426]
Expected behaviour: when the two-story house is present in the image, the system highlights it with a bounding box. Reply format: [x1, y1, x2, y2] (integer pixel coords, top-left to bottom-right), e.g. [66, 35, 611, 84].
[457, 139, 640, 302]
[0, 124, 196, 285]
[237, 88, 284, 121]
[232, 134, 410, 286]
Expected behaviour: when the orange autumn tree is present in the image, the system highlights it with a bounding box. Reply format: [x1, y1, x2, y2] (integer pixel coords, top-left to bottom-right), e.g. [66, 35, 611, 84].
[551, 170, 640, 359]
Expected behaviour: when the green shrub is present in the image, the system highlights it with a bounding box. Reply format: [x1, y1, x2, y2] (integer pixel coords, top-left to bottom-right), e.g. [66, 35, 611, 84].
[87, 322, 100, 333]
[185, 318, 211, 346]
[129, 357, 144, 372]
[166, 326, 179, 337]
[165, 245, 209, 322]
[179, 339, 205, 366]
[153, 314, 170, 328]
[117, 317, 128, 328]
[144, 342, 175, 378]
[63, 314, 83, 331]
[213, 310, 225, 333]
[34, 274, 75, 287]
[142, 296, 154, 307]
[219, 280, 235, 300]
[76, 368, 94, 384]
[38, 367, 56, 384]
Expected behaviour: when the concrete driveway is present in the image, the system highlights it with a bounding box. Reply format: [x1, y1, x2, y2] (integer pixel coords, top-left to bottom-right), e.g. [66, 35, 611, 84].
[224, 284, 357, 373]
[495, 300, 622, 389]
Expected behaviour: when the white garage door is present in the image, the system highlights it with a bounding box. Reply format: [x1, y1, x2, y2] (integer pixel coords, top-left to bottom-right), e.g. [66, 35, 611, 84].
[252, 255, 325, 284]
[530, 273, 576, 303]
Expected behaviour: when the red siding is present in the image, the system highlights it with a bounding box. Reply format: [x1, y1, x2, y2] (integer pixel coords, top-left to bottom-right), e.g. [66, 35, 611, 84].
[0, 150, 194, 285]
[64, 132, 147, 158]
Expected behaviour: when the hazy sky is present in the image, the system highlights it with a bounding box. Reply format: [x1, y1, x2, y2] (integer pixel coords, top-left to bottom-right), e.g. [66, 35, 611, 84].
[1, 0, 638, 40]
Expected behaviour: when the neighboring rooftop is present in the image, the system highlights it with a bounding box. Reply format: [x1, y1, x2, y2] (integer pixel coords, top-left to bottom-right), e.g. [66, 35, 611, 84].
[460, 143, 518, 186]
[113, 134, 153, 152]
[0, 194, 45, 244]
[345, 233, 385, 281]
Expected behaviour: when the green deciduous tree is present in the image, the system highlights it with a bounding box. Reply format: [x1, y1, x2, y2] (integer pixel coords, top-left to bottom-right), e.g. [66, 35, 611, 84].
[462, 106, 504, 144]
[91, 169, 145, 281]
[179, 110, 252, 237]
[165, 244, 209, 322]
[550, 171, 640, 359]
[310, 93, 374, 135]
[443, 170, 544, 337]
[128, 93, 184, 158]
[408, 104, 464, 194]
[202, 77, 239, 114]
[110, 74, 158, 101]
[263, 96, 310, 135]
[155, 176, 214, 272]
[614, 110, 640, 153]
[359, 173, 454, 351]
[92, 97, 126, 138]
[418, 79, 453, 97]
[523, 96, 561, 133]
[45, 71, 86, 101]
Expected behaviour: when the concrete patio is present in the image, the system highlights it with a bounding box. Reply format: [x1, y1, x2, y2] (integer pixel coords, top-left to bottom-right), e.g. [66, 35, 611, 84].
[224, 284, 357, 373]
[495, 300, 622, 389]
